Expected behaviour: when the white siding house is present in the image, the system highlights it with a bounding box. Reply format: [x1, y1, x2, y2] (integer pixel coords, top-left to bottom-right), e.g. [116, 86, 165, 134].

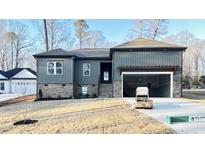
[0, 68, 36, 95]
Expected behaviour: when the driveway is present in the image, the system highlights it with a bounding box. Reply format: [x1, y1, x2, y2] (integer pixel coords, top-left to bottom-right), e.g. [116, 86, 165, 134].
[0, 94, 23, 102]
[125, 98, 205, 134]
[183, 89, 205, 99]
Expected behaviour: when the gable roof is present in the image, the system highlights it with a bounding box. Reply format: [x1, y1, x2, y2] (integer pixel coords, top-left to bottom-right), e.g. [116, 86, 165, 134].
[112, 38, 187, 50]
[0, 70, 8, 79]
[33, 48, 74, 58]
[4, 68, 36, 79]
[69, 48, 110, 59]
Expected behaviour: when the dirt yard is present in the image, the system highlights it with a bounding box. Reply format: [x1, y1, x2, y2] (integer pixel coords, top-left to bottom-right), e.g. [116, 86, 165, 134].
[0, 99, 175, 134]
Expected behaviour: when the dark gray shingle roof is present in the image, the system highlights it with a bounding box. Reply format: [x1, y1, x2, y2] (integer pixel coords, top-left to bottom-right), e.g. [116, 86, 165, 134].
[33, 48, 74, 58]
[33, 38, 187, 59]
[0, 68, 36, 79]
[69, 48, 110, 58]
[33, 48, 111, 59]
[0, 70, 8, 79]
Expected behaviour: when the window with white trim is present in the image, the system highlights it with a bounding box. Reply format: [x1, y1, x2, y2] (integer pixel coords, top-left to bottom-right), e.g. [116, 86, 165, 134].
[0, 82, 5, 90]
[83, 63, 91, 76]
[47, 61, 63, 75]
[82, 86, 88, 95]
[103, 71, 109, 81]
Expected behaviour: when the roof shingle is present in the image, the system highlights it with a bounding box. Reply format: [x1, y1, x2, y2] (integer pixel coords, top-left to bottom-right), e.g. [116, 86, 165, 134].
[0, 68, 36, 79]
[113, 38, 187, 49]
[33, 48, 74, 58]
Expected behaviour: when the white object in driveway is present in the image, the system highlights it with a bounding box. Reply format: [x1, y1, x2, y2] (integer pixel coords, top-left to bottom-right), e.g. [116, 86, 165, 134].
[136, 87, 149, 96]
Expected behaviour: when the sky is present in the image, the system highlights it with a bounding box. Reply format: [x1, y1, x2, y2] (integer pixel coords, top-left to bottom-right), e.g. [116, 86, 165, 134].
[85, 19, 205, 43]
[21, 19, 205, 44]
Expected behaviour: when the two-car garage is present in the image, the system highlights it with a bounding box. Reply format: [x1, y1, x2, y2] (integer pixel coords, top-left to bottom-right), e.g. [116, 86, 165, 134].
[122, 72, 173, 98]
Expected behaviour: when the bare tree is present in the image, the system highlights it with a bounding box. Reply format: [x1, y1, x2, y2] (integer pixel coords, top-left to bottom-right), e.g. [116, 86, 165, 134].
[32, 19, 75, 51]
[43, 19, 49, 51]
[146, 19, 168, 40]
[85, 30, 105, 48]
[6, 21, 33, 68]
[0, 20, 9, 70]
[189, 40, 205, 81]
[163, 31, 195, 79]
[126, 19, 168, 40]
[74, 20, 89, 48]
[163, 31, 205, 84]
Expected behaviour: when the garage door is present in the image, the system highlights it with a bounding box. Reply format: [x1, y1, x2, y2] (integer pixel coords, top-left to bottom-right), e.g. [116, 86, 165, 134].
[13, 82, 36, 95]
[122, 72, 173, 98]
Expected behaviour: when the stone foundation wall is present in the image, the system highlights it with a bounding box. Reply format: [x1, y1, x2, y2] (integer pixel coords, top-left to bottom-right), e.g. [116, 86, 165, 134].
[99, 84, 113, 98]
[38, 83, 73, 99]
[113, 80, 122, 98]
[173, 70, 182, 98]
[74, 84, 98, 98]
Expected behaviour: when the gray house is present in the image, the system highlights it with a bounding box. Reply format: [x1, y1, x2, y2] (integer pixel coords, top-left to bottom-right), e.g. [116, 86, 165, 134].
[33, 38, 187, 99]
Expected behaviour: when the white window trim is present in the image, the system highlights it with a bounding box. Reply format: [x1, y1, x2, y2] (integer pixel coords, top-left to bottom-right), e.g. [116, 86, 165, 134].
[47, 61, 63, 75]
[121, 72, 173, 98]
[83, 63, 91, 77]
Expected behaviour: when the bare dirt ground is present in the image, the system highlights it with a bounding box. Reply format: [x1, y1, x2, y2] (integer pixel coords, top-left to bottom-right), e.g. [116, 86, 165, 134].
[0, 99, 175, 134]
[0, 95, 36, 107]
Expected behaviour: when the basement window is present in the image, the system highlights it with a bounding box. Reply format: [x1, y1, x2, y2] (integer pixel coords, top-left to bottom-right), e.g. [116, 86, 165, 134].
[82, 86, 88, 95]
[0, 83, 4, 90]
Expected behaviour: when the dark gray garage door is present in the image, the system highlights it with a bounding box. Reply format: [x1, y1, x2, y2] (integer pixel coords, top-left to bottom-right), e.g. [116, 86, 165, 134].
[123, 74, 170, 97]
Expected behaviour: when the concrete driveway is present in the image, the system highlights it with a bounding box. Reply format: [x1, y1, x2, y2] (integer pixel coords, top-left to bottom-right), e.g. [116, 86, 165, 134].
[125, 98, 205, 134]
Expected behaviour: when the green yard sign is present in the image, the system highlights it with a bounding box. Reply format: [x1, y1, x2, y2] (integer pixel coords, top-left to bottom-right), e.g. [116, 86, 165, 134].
[165, 115, 205, 124]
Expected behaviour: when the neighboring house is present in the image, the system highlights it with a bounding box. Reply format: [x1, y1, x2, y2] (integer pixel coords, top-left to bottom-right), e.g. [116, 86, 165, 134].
[33, 38, 187, 99]
[0, 68, 37, 95]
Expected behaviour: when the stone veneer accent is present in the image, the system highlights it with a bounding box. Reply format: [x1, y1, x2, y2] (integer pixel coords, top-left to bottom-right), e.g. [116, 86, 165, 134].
[38, 83, 73, 99]
[173, 80, 181, 98]
[99, 84, 113, 98]
[113, 80, 122, 98]
[74, 84, 98, 98]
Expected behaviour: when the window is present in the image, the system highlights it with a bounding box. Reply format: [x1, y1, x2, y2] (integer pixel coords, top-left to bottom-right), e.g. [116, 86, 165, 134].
[82, 86, 88, 95]
[0, 83, 5, 90]
[103, 71, 109, 81]
[47, 61, 63, 75]
[83, 63, 91, 76]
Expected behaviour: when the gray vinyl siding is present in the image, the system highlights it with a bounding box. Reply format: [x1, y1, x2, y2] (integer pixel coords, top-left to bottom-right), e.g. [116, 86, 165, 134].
[37, 58, 73, 84]
[74, 60, 111, 85]
[113, 51, 182, 80]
